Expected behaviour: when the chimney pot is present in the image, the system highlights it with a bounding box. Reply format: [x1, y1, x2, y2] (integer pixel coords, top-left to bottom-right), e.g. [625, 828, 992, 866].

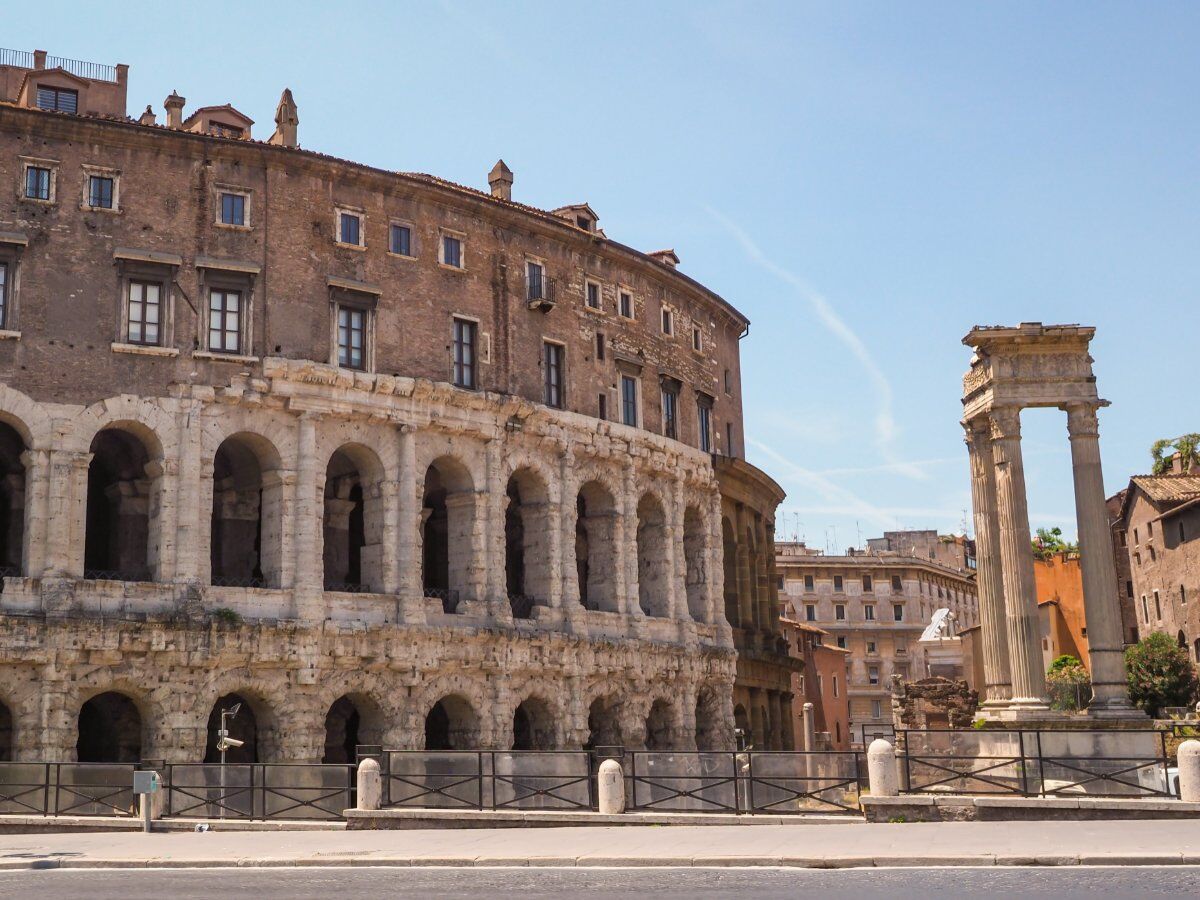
[269, 88, 299, 148]
[488, 159, 513, 201]
[33, 50, 46, 70]
[138, 105, 157, 126]
[164, 91, 186, 129]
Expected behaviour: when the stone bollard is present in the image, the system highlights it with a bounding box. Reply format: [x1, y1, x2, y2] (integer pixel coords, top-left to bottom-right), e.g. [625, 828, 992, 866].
[1178, 740, 1200, 802]
[802, 702, 816, 752]
[357, 757, 382, 811]
[866, 738, 899, 798]
[597, 758, 625, 814]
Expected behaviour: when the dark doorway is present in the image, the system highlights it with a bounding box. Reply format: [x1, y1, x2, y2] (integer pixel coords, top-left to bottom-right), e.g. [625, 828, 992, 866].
[76, 692, 142, 763]
[323, 696, 361, 764]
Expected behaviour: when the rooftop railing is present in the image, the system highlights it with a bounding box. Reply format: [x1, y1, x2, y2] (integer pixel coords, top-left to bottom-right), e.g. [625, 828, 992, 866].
[0, 48, 118, 83]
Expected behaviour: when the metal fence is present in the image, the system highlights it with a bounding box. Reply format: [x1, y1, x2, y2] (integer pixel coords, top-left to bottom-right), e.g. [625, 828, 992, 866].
[0, 762, 137, 817]
[627, 750, 864, 815]
[899, 728, 1175, 799]
[382, 750, 592, 811]
[161, 763, 355, 820]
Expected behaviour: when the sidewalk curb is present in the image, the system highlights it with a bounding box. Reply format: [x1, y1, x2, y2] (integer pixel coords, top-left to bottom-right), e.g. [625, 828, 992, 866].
[2, 853, 1200, 870]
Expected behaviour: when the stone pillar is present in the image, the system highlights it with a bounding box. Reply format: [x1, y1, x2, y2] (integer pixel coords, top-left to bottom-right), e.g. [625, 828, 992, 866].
[866, 739, 899, 797]
[964, 420, 1013, 707]
[484, 438, 507, 616]
[356, 758, 382, 810]
[19, 448, 50, 576]
[292, 414, 324, 621]
[665, 477, 683, 621]
[1064, 402, 1137, 714]
[989, 406, 1047, 709]
[557, 449, 579, 608]
[395, 426, 423, 622]
[802, 701, 816, 752]
[619, 460, 639, 618]
[47, 450, 91, 577]
[172, 401, 204, 583]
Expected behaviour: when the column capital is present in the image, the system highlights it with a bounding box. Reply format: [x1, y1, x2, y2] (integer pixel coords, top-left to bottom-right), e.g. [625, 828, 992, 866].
[1062, 401, 1100, 438]
[988, 406, 1022, 441]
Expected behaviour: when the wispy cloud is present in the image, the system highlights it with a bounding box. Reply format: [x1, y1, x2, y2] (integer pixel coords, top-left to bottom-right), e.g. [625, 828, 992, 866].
[707, 206, 925, 481]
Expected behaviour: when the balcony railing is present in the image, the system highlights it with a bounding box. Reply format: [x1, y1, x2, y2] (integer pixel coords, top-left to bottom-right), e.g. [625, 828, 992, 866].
[526, 273, 556, 307]
[0, 48, 35, 69]
[0, 48, 118, 82]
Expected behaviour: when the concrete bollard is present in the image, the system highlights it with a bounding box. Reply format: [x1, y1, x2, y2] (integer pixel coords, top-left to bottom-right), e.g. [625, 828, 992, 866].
[802, 702, 816, 752]
[866, 738, 899, 798]
[357, 757, 382, 811]
[1179, 740, 1200, 802]
[597, 758, 625, 814]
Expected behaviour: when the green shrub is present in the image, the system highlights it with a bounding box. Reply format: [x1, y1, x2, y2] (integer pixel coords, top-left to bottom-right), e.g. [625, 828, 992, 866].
[1046, 655, 1091, 711]
[1125, 632, 1199, 717]
[211, 607, 243, 627]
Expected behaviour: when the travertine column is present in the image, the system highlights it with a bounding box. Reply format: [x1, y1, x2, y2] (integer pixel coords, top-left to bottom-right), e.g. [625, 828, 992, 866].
[665, 477, 683, 620]
[989, 406, 1047, 708]
[619, 460, 638, 617]
[292, 413, 324, 621]
[395, 426, 424, 621]
[964, 420, 1013, 706]
[19, 448, 50, 576]
[1064, 402, 1137, 713]
[48, 450, 91, 577]
[483, 439, 506, 618]
[172, 401, 204, 583]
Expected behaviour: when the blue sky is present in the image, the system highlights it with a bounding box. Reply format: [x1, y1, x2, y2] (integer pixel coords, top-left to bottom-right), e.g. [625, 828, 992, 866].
[9, 2, 1197, 550]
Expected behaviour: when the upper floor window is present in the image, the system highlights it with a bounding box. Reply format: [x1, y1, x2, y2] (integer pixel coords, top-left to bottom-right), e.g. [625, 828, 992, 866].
[833, 575, 844, 592]
[891, 575, 903, 591]
[893, 603, 904, 622]
[868, 666, 880, 685]
[661, 306, 674, 336]
[805, 603, 816, 621]
[36, 86, 77, 113]
[24, 166, 51, 201]
[0, 263, 7, 329]
[585, 279, 601, 310]
[595, 331, 606, 361]
[208, 288, 243, 354]
[621, 375, 639, 427]
[527, 260, 547, 301]
[691, 325, 702, 352]
[543, 341, 564, 408]
[390, 223, 412, 256]
[441, 233, 464, 269]
[87, 175, 114, 210]
[661, 385, 678, 439]
[863, 574, 873, 591]
[724, 369, 733, 393]
[337, 306, 366, 370]
[864, 604, 875, 621]
[598, 392, 608, 421]
[126, 281, 162, 346]
[697, 398, 712, 453]
[804, 575, 814, 592]
[220, 192, 247, 226]
[338, 211, 362, 247]
[452, 317, 477, 388]
[618, 289, 634, 319]
[835, 603, 845, 620]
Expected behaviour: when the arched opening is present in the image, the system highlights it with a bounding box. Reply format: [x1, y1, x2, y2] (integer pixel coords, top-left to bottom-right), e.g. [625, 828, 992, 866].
[576, 481, 618, 612]
[637, 493, 669, 617]
[423, 694, 479, 750]
[585, 696, 622, 750]
[211, 434, 284, 588]
[0, 422, 26, 576]
[324, 445, 384, 592]
[1194, 637, 1200, 663]
[1179, 630, 1188, 650]
[204, 693, 260, 764]
[645, 699, 673, 751]
[505, 468, 551, 619]
[511, 696, 555, 750]
[733, 703, 750, 748]
[695, 689, 724, 751]
[322, 694, 383, 764]
[76, 692, 142, 763]
[422, 457, 475, 613]
[0, 701, 11, 762]
[683, 505, 707, 622]
[722, 517, 738, 627]
[85, 427, 158, 580]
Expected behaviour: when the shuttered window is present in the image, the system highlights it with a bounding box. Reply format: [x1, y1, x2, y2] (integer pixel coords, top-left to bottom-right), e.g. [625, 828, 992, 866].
[36, 86, 77, 113]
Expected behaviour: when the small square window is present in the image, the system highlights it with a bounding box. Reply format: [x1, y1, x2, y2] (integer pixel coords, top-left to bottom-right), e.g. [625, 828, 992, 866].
[219, 192, 247, 226]
[390, 223, 412, 256]
[442, 234, 463, 268]
[87, 175, 114, 210]
[836, 636, 847, 649]
[339, 212, 362, 246]
[585, 280, 601, 310]
[618, 290, 633, 319]
[25, 167, 51, 201]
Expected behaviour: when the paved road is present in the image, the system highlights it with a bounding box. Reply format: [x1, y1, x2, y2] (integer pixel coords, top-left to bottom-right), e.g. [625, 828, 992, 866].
[1, 865, 1197, 899]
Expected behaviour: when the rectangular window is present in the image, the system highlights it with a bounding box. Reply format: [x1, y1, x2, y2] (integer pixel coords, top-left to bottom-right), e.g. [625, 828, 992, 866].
[868, 666, 879, 685]
[1154, 590, 1162, 620]
[836, 636, 847, 649]
[864, 604, 875, 621]
[724, 369, 732, 393]
[595, 332, 605, 361]
[0, 263, 7, 330]
[805, 604, 816, 622]
[1181, 585, 1187, 606]
[1126, 580, 1133, 599]
[25, 167, 51, 201]
[597, 393, 607, 420]
[87, 175, 114, 209]
[208, 289, 241, 354]
[390, 223, 412, 256]
[527, 261, 545, 300]
[896, 639, 906, 654]
[697, 401, 712, 453]
[585, 280, 601, 310]
[544, 341, 564, 408]
[863, 575, 873, 591]
[1141, 595, 1149, 622]
[36, 86, 77, 113]
[891, 575, 903, 592]
[867, 640, 876, 653]
[893, 603, 904, 622]
[452, 318, 477, 389]
[832, 675, 839, 698]
[337, 306, 366, 370]
[442, 234, 463, 268]
[126, 281, 161, 346]
[339, 212, 361, 246]
[661, 387, 678, 439]
[220, 192, 246, 226]
[871, 700, 881, 719]
[725, 422, 733, 456]
[1181, 521, 1187, 543]
[835, 603, 845, 621]
[621, 375, 639, 427]
[661, 306, 673, 335]
[691, 326, 702, 352]
[618, 290, 633, 318]
[833, 575, 844, 592]
[804, 575, 814, 592]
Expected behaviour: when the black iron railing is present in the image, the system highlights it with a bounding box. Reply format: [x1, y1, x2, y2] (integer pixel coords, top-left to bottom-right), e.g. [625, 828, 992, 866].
[424, 588, 460, 614]
[382, 750, 593, 811]
[508, 593, 536, 620]
[0, 762, 137, 817]
[210, 574, 268, 589]
[161, 763, 355, 820]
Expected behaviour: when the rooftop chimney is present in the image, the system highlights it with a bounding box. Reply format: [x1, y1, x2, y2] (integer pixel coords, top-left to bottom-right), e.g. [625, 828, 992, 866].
[648, 249, 680, 269]
[164, 91, 186, 129]
[269, 88, 299, 148]
[489, 159, 513, 201]
[138, 105, 156, 126]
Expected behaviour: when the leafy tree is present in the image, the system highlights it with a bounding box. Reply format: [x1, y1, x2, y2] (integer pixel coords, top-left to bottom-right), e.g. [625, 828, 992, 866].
[1046, 655, 1091, 711]
[1124, 632, 1199, 716]
[1151, 434, 1200, 475]
[1031, 527, 1078, 560]
[1048, 654, 1083, 674]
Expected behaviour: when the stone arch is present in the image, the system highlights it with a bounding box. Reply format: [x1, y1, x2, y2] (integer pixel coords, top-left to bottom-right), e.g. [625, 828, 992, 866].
[721, 516, 738, 626]
[584, 694, 623, 750]
[636, 492, 669, 617]
[323, 442, 386, 592]
[1178, 630, 1188, 650]
[695, 687, 725, 751]
[423, 694, 480, 751]
[76, 690, 144, 763]
[0, 421, 25, 576]
[683, 504, 707, 622]
[322, 692, 386, 764]
[576, 479, 618, 612]
[505, 466, 552, 618]
[202, 690, 278, 764]
[645, 697, 674, 751]
[422, 455, 476, 611]
[84, 423, 163, 581]
[0, 384, 52, 451]
[511, 694, 556, 751]
[210, 432, 285, 588]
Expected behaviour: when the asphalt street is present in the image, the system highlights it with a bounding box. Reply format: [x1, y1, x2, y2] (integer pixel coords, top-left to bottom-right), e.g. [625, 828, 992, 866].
[0, 866, 1197, 899]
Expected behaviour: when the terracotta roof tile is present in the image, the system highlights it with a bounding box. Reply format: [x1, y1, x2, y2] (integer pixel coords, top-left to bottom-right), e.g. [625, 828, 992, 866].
[1130, 474, 1200, 506]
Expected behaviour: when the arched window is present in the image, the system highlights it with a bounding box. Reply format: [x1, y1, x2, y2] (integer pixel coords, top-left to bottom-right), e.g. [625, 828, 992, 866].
[324, 445, 385, 593]
[576, 481, 618, 611]
[505, 468, 552, 619]
[637, 493, 669, 617]
[211, 433, 284, 587]
[85, 427, 159, 581]
[683, 506, 707, 621]
[422, 457, 475, 613]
